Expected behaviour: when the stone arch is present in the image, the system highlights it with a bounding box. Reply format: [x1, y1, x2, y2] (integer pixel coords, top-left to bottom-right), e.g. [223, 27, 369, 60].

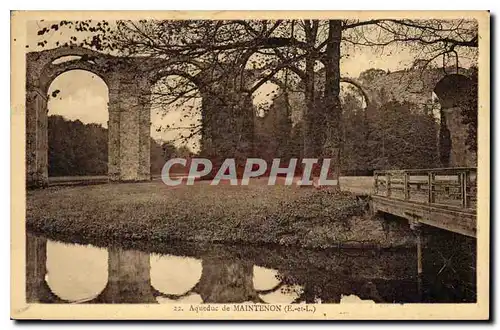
[26, 46, 153, 187]
[26, 45, 284, 187]
[40, 61, 111, 93]
[26, 234, 61, 303]
[26, 50, 111, 188]
[433, 74, 477, 167]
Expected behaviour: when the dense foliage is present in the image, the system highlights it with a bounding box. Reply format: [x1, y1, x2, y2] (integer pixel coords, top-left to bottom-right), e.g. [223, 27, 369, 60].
[342, 100, 440, 174]
[47, 115, 178, 176]
[254, 81, 441, 175]
[48, 115, 108, 176]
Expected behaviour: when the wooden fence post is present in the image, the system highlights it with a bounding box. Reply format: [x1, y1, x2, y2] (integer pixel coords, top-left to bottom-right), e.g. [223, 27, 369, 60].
[428, 172, 434, 204]
[404, 172, 409, 200]
[462, 171, 468, 208]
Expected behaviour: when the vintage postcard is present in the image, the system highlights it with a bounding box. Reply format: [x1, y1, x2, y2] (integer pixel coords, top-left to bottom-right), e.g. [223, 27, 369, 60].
[11, 10, 490, 320]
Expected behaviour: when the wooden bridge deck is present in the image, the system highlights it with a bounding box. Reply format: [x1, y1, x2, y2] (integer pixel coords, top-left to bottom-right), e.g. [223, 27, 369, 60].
[371, 168, 477, 238]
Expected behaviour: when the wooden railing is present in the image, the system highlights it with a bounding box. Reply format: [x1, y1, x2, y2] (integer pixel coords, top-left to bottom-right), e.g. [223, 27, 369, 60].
[373, 167, 477, 210]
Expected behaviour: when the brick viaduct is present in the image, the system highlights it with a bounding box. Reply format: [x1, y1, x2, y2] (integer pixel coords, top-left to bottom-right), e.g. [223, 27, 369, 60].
[26, 46, 476, 188]
[26, 46, 259, 188]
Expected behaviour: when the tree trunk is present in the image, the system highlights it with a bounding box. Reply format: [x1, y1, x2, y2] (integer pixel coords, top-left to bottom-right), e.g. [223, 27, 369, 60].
[302, 20, 320, 160]
[322, 20, 343, 185]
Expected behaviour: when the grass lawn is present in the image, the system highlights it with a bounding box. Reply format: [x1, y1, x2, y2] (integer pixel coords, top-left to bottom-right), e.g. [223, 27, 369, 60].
[26, 181, 414, 249]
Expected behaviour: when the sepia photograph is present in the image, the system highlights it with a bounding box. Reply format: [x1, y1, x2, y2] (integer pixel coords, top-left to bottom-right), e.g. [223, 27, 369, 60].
[10, 10, 490, 320]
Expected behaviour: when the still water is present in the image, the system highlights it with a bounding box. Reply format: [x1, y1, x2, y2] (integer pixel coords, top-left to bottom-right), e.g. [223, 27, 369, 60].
[26, 230, 476, 304]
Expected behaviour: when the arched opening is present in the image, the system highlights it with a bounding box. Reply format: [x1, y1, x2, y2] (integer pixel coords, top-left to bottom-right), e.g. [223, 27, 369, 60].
[45, 240, 108, 302]
[245, 57, 306, 163]
[46, 69, 109, 180]
[252, 80, 280, 118]
[149, 74, 202, 179]
[434, 74, 474, 109]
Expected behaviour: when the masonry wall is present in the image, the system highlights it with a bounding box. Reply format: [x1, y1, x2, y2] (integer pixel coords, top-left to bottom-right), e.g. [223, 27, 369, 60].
[26, 88, 49, 188]
[442, 107, 477, 167]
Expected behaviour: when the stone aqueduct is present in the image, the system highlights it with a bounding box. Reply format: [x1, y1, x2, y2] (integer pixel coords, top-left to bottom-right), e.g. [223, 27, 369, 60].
[26, 46, 477, 188]
[26, 46, 259, 188]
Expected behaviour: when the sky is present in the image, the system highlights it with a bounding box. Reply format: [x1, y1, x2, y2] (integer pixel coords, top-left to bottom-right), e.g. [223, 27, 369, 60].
[28, 20, 473, 151]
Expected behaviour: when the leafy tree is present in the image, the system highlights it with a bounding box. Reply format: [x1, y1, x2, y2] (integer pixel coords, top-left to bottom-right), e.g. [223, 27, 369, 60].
[48, 115, 108, 176]
[48, 115, 173, 176]
[365, 101, 439, 171]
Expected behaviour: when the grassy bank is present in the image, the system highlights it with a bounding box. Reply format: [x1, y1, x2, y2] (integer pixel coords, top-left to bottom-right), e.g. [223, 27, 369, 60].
[26, 181, 415, 249]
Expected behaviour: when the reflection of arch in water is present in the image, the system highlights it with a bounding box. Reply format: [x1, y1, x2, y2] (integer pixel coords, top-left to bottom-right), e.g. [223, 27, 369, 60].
[149, 241, 420, 304]
[26, 234, 61, 303]
[149, 255, 295, 304]
[149, 254, 203, 303]
[26, 234, 108, 304]
[253, 266, 304, 304]
[249, 247, 419, 304]
[146, 244, 412, 304]
[192, 259, 304, 304]
[45, 240, 108, 303]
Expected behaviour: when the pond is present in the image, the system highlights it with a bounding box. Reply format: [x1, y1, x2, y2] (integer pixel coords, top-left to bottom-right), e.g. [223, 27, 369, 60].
[25, 229, 476, 304]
